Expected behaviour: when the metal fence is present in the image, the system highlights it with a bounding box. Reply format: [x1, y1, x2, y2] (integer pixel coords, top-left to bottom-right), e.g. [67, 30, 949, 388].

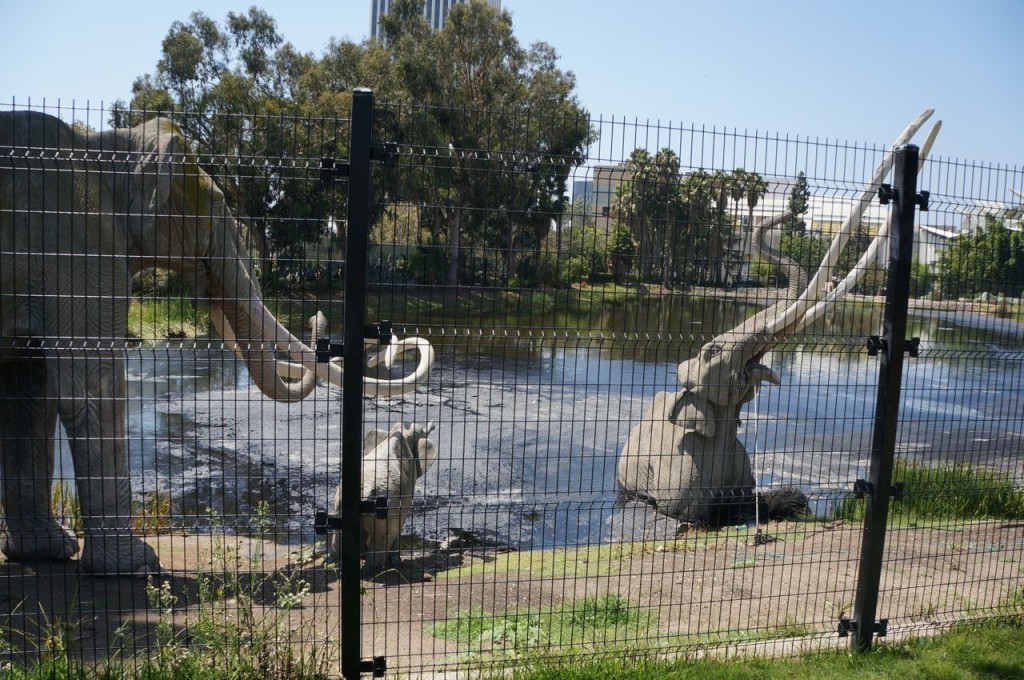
[1, 92, 1023, 678]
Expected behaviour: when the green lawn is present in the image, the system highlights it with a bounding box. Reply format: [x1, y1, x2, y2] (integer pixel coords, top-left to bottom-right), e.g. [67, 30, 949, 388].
[493, 619, 1024, 680]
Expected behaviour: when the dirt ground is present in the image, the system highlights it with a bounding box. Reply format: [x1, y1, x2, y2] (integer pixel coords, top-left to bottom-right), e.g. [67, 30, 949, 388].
[2, 518, 1023, 678]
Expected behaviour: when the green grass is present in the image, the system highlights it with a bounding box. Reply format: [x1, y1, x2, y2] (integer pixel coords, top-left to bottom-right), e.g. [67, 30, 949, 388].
[430, 594, 655, 662]
[368, 281, 639, 322]
[487, 619, 1024, 680]
[436, 542, 649, 581]
[127, 298, 210, 341]
[834, 461, 1024, 524]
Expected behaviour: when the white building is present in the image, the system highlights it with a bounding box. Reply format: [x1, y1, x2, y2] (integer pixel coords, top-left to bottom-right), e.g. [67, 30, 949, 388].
[370, 0, 503, 39]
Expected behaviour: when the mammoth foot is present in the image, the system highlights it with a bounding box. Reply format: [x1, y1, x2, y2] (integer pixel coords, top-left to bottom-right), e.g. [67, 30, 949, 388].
[0, 520, 80, 562]
[79, 531, 164, 576]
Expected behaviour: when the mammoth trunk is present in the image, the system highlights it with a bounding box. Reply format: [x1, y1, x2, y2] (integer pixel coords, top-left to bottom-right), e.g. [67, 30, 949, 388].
[213, 296, 317, 403]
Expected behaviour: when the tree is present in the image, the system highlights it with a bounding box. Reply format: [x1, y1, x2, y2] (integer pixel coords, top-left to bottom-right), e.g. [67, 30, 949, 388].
[940, 216, 1024, 298]
[569, 195, 594, 229]
[608, 224, 637, 284]
[679, 169, 729, 286]
[785, 171, 810, 235]
[611, 148, 687, 286]
[371, 0, 595, 285]
[116, 3, 595, 289]
[744, 171, 768, 231]
[113, 8, 348, 276]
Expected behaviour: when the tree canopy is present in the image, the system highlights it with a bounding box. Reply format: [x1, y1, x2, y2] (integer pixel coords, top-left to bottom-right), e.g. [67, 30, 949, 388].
[114, 2, 595, 287]
[940, 216, 1024, 298]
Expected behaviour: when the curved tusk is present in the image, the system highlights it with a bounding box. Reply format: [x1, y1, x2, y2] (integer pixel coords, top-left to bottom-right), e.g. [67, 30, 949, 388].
[211, 297, 433, 398]
[274, 328, 435, 397]
[761, 108, 937, 338]
[802, 117, 943, 328]
[363, 336, 436, 396]
[918, 120, 942, 172]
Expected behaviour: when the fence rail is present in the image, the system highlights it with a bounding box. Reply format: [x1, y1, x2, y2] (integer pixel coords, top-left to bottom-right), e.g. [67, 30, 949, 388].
[1, 94, 1022, 678]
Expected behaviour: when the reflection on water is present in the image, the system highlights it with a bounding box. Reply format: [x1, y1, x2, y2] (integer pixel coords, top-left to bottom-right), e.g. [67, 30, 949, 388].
[53, 297, 1024, 547]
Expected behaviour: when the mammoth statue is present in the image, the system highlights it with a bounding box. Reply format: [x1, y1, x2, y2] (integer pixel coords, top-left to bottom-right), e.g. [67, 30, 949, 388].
[0, 111, 433, 574]
[618, 109, 941, 523]
[326, 421, 437, 570]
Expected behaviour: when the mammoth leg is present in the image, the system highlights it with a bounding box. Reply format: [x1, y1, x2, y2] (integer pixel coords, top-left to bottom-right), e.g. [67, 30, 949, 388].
[0, 360, 79, 561]
[362, 516, 395, 571]
[56, 355, 161, 575]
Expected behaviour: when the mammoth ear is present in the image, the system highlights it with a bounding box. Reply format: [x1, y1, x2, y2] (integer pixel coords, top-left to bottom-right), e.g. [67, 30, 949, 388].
[149, 133, 179, 210]
[419, 438, 438, 472]
[362, 429, 389, 454]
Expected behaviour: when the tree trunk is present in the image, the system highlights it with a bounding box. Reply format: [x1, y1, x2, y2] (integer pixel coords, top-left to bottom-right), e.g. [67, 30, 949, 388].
[446, 206, 462, 286]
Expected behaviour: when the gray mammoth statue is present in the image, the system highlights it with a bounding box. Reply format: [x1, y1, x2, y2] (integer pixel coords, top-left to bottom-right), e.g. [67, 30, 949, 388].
[618, 109, 941, 523]
[0, 111, 433, 574]
[326, 421, 437, 570]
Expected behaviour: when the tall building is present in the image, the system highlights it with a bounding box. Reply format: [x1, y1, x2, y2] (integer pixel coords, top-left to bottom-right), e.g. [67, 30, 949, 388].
[371, 0, 502, 39]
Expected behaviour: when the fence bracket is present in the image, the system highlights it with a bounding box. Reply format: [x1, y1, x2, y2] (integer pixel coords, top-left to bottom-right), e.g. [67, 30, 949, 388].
[866, 335, 920, 358]
[360, 656, 387, 678]
[853, 479, 874, 498]
[316, 321, 394, 363]
[867, 336, 886, 356]
[313, 510, 341, 534]
[916, 191, 930, 211]
[877, 184, 896, 205]
[362, 495, 390, 519]
[852, 479, 905, 501]
[320, 157, 350, 183]
[838, 618, 888, 638]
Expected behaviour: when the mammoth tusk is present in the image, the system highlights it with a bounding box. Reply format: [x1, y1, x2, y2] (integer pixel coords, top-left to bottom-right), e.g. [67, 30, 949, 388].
[361, 335, 436, 396]
[802, 118, 943, 328]
[918, 120, 942, 172]
[272, 313, 435, 397]
[761, 109, 938, 338]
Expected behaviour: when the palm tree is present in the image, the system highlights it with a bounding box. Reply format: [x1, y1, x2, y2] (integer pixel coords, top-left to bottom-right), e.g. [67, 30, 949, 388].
[745, 172, 769, 231]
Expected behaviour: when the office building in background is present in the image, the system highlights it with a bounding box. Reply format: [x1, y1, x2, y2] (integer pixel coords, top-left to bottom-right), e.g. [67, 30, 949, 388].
[371, 0, 502, 39]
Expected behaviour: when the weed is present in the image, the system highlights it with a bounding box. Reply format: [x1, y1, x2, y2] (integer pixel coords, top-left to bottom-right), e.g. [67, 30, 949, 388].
[130, 489, 173, 535]
[51, 482, 82, 537]
[431, 594, 653, 662]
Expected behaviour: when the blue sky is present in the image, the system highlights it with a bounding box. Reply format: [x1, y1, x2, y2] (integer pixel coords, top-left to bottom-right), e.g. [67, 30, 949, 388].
[2, 0, 1022, 167]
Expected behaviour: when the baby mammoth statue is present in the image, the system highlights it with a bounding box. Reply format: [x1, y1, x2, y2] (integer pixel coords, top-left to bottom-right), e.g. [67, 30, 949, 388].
[326, 422, 437, 569]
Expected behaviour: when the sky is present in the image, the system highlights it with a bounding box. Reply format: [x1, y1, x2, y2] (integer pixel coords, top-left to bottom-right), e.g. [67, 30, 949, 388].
[1, 0, 1022, 169]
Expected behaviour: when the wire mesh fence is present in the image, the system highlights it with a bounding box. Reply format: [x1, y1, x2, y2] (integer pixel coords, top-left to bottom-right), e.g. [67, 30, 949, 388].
[1, 95, 1022, 678]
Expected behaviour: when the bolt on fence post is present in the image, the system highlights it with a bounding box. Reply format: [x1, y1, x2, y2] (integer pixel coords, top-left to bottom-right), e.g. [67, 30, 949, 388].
[341, 87, 374, 680]
[851, 144, 920, 652]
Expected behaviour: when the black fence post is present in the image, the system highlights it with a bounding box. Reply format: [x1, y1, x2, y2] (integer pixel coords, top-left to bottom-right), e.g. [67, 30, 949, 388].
[341, 87, 374, 680]
[851, 144, 922, 651]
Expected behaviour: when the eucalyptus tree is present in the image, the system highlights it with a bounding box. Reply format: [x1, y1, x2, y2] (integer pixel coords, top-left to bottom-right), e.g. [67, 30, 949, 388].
[116, 2, 594, 287]
[112, 8, 348, 273]
[374, 0, 595, 285]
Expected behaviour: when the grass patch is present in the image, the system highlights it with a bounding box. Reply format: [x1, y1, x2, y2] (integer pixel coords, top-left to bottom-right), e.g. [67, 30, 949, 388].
[368, 282, 639, 322]
[436, 542, 648, 581]
[128, 297, 209, 341]
[492, 619, 1024, 680]
[430, 594, 654, 661]
[1, 503, 329, 680]
[834, 460, 1024, 523]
